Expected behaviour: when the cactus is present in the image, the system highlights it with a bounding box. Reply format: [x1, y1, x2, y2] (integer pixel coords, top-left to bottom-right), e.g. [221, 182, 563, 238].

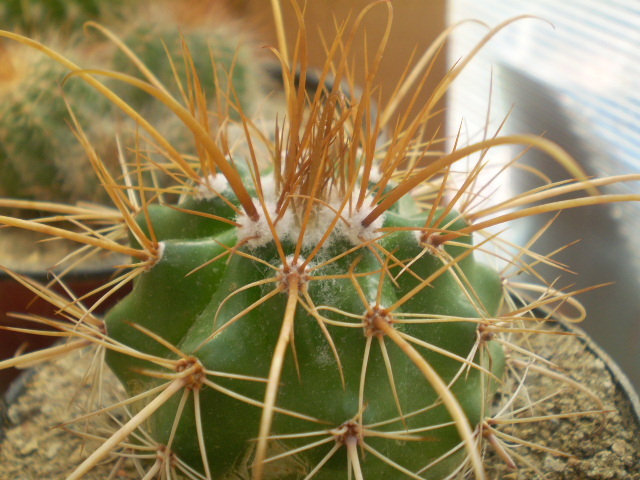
[1, 3, 639, 480]
[107, 14, 267, 158]
[112, 21, 263, 116]
[99, 173, 506, 479]
[0, 41, 114, 205]
[0, 0, 122, 206]
[0, 2, 265, 209]
[0, 0, 125, 36]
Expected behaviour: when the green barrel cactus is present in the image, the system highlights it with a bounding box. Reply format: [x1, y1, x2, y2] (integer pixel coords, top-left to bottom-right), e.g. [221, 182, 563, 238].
[101, 173, 505, 478]
[1, 3, 639, 480]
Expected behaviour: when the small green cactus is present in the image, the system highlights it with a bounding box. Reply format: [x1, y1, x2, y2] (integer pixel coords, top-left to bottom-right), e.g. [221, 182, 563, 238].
[0, 0, 124, 36]
[108, 16, 267, 158]
[0, 42, 114, 204]
[0, 3, 265, 209]
[1, 3, 639, 480]
[112, 22, 263, 116]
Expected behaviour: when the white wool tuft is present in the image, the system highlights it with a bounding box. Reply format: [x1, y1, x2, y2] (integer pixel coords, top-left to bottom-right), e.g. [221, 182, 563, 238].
[146, 241, 166, 271]
[297, 202, 342, 249]
[235, 191, 384, 251]
[236, 199, 277, 249]
[259, 173, 277, 202]
[274, 207, 296, 244]
[365, 164, 382, 184]
[195, 174, 229, 200]
[236, 198, 300, 249]
[282, 254, 307, 271]
[340, 203, 385, 245]
[156, 241, 166, 260]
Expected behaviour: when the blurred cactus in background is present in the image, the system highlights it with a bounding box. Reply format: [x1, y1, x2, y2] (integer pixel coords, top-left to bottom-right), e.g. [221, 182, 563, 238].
[0, 0, 124, 37]
[0, 0, 266, 208]
[0, 40, 115, 204]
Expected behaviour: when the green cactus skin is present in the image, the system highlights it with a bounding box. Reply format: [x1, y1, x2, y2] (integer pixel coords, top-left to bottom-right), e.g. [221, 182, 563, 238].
[103, 171, 505, 478]
[0, 45, 114, 205]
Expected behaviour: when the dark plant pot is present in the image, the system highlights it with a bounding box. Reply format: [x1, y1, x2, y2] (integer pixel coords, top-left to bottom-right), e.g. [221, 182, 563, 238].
[0, 267, 130, 395]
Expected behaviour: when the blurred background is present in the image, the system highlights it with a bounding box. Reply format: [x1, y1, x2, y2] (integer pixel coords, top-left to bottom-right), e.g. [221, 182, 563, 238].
[445, 0, 640, 389]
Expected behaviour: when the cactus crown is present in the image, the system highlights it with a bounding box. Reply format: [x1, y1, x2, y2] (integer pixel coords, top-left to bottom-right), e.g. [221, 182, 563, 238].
[1, 2, 639, 480]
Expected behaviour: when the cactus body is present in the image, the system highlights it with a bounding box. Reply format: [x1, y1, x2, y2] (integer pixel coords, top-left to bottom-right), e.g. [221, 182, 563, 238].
[104, 171, 505, 478]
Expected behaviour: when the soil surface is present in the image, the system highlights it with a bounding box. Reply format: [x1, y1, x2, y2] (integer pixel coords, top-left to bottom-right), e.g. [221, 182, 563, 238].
[1, 324, 639, 479]
[0, 351, 137, 479]
[481, 324, 640, 480]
